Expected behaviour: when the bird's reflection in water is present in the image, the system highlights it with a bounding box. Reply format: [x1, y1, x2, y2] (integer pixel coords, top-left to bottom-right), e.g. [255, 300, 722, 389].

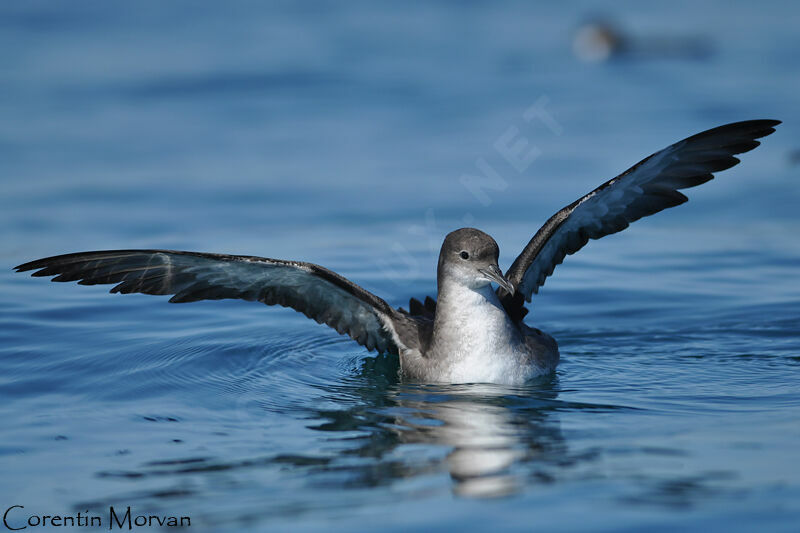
[384, 383, 565, 498]
[308, 355, 568, 499]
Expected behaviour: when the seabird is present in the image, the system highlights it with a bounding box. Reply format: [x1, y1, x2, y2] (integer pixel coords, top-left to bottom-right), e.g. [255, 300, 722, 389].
[15, 120, 780, 385]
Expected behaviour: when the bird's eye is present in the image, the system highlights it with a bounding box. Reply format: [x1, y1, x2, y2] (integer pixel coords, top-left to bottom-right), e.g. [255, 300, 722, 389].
[459, 251, 470, 260]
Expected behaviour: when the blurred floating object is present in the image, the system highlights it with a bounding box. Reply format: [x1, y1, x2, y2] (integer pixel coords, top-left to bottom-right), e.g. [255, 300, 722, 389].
[788, 148, 800, 167]
[573, 16, 713, 63]
[572, 18, 626, 63]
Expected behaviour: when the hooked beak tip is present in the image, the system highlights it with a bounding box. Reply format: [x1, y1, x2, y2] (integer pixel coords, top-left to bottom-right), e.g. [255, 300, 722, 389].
[503, 281, 516, 297]
[480, 265, 515, 296]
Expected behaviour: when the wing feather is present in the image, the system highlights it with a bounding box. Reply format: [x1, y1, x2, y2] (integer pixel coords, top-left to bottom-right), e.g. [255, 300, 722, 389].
[16, 249, 422, 355]
[501, 119, 780, 317]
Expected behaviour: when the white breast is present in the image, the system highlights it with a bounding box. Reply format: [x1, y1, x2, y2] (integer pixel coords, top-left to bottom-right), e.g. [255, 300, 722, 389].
[429, 284, 538, 385]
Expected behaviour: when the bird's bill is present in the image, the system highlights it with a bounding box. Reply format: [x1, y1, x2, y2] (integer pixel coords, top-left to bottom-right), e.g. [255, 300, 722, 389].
[479, 264, 515, 296]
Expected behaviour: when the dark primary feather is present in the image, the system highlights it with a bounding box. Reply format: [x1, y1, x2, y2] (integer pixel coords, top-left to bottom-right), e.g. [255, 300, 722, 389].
[501, 119, 780, 318]
[15, 250, 425, 355]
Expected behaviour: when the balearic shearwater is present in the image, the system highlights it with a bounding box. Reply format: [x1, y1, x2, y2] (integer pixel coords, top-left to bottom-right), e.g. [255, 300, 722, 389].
[16, 120, 780, 385]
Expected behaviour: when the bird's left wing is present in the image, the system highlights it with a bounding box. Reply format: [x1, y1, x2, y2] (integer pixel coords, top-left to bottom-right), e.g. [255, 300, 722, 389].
[15, 250, 422, 355]
[501, 119, 780, 316]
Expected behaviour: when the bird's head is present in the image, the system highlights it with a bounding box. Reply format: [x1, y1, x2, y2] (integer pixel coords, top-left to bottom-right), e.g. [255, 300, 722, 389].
[437, 228, 515, 296]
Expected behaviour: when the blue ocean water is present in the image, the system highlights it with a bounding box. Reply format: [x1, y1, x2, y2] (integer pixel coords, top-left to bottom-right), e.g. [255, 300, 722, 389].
[1, 1, 799, 531]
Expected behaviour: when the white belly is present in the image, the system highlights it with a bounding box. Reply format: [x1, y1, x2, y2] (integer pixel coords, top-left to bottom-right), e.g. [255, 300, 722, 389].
[428, 284, 540, 385]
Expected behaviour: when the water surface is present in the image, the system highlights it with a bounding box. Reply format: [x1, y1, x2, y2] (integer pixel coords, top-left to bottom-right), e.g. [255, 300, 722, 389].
[1, 1, 799, 531]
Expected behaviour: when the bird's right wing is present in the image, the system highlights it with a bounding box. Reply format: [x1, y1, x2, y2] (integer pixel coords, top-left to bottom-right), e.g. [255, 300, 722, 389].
[502, 119, 780, 313]
[15, 250, 426, 355]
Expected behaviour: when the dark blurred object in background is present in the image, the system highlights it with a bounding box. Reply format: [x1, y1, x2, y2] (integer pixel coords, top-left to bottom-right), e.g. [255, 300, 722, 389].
[573, 16, 713, 62]
[788, 148, 800, 167]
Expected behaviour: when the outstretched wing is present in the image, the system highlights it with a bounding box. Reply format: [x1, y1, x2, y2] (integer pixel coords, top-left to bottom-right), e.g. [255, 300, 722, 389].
[502, 119, 780, 313]
[15, 249, 421, 355]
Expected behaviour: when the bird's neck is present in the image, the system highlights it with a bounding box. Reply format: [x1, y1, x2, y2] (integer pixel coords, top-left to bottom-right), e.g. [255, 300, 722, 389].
[432, 280, 519, 349]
